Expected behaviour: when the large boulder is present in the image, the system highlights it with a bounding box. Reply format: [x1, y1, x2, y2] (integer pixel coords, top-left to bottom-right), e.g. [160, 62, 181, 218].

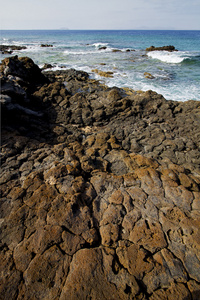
[0, 55, 47, 85]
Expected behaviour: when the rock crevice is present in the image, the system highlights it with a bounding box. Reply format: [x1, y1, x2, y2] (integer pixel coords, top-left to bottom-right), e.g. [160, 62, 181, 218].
[1, 56, 200, 299]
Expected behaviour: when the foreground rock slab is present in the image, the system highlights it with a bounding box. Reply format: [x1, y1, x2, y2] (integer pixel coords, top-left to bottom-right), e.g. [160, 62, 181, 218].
[1, 56, 200, 299]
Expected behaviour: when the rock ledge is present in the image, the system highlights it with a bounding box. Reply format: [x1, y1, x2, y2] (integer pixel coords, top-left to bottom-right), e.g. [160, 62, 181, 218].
[1, 56, 200, 299]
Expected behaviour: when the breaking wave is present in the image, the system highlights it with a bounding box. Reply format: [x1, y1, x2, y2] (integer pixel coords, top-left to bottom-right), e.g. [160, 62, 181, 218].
[147, 51, 190, 64]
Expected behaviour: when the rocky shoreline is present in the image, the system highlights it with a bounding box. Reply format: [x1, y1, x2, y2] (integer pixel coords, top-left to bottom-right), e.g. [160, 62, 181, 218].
[0, 45, 27, 55]
[1, 56, 200, 299]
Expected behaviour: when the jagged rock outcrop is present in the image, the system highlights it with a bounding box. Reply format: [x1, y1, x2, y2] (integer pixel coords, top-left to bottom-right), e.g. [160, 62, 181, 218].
[146, 45, 177, 52]
[0, 55, 47, 86]
[1, 56, 200, 299]
[40, 44, 53, 47]
[0, 45, 27, 54]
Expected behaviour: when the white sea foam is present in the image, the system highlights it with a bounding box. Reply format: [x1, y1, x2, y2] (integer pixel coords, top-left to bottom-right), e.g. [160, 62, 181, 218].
[91, 42, 109, 48]
[12, 40, 26, 45]
[1, 38, 10, 44]
[87, 66, 200, 102]
[19, 46, 41, 53]
[64, 49, 98, 55]
[20, 44, 54, 53]
[147, 51, 189, 64]
[63, 46, 115, 55]
[1, 30, 199, 102]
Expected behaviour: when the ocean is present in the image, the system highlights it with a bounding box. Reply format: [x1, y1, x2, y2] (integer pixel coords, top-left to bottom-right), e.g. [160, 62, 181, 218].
[1, 30, 200, 101]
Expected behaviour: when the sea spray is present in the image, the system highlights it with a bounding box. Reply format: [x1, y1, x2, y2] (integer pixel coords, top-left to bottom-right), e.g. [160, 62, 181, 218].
[1, 30, 200, 101]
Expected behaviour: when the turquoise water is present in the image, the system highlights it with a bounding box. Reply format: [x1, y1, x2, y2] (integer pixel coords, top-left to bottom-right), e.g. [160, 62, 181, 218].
[1, 30, 200, 101]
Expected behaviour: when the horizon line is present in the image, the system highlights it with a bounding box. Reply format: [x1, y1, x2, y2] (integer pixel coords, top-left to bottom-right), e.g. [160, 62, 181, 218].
[1, 28, 200, 31]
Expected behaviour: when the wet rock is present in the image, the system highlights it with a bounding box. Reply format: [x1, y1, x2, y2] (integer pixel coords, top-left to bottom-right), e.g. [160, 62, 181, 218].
[144, 72, 155, 79]
[41, 63, 53, 70]
[0, 45, 27, 54]
[91, 68, 114, 78]
[112, 49, 122, 52]
[40, 44, 53, 47]
[146, 45, 178, 52]
[98, 46, 107, 50]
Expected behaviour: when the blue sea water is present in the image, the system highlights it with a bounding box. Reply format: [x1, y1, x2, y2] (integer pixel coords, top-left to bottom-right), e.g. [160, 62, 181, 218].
[1, 30, 200, 101]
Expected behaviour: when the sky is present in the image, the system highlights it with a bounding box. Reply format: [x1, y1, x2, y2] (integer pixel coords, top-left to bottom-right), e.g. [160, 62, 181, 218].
[0, 0, 200, 30]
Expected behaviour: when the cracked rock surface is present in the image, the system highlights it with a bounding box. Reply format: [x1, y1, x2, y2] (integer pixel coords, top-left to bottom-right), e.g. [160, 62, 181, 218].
[1, 56, 200, 299]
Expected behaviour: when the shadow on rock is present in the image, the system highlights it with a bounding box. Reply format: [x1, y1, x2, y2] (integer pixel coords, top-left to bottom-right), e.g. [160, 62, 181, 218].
[1, 56, 200, 300]
[183, 290, 200, 300]
[1, 56, 61, 144]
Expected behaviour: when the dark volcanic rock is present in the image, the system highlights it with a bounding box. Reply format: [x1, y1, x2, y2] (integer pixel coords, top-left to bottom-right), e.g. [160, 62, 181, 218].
[40, 44, 53, 47]
[41, 63, 53, 70]
[112, 49, 122, 52]
[0, 45, 27, 54]
[98, 46, 107, 50]
[146, 45, 178, 52]
[0, 56, 50, 137]
[0, 55, 47, 85]
[1, 56, 200, 299]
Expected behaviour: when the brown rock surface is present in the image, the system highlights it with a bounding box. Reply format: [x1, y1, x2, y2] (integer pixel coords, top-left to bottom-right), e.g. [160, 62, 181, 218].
[0, 56, 200, 299]
[146, 45, 177, 52]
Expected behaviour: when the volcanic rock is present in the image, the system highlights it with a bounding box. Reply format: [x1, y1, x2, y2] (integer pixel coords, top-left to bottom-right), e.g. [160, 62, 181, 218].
[91, 68, 114, 78]
[98, 46, 107, 50]
[0, 45, 27, 54]
[144, 72, 155, 79]
[40, 44, 53, 47]
[41, 63, 53, 70]
[146, 45, 178, 52]
[0, 55, 47, 86]
[0, 55, 200, 299]
[112, 49, 122, 52]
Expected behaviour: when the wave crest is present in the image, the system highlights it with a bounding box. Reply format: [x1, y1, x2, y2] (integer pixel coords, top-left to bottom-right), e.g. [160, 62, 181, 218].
[147, 51, 189, 64]
[91, 42, 109, 48]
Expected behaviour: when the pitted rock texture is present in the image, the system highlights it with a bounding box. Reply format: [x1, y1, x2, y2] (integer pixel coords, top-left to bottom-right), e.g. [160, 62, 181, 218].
[1, 56, 200, 299]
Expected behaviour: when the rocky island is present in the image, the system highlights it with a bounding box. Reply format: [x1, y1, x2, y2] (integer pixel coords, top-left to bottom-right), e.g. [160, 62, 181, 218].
[0, 56, 200, 299]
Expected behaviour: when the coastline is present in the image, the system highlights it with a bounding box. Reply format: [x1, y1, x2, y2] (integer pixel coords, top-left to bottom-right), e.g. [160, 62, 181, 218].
[1, 30, 200, 102]
[1, 56, 200, 299]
